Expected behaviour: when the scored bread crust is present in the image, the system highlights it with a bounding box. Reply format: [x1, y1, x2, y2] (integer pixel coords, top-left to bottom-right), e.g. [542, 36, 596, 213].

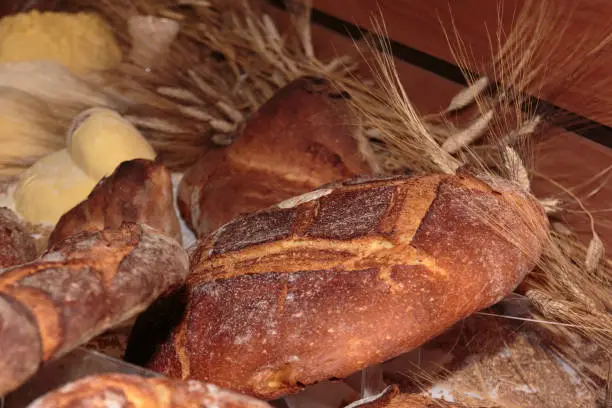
[48, 159, 182, 247]
[133, 173, 548, 400]
[177, 76, 373, 237]
[27, 373, 272, 408]
[0, 207, 37, 268]
[0, 223, 189, 397]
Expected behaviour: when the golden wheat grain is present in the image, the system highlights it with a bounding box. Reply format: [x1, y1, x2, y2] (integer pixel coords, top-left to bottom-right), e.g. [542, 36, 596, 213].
[442, 110, 494, 154]
[446, 77, 490, 113]
[586, 233, 605, 273]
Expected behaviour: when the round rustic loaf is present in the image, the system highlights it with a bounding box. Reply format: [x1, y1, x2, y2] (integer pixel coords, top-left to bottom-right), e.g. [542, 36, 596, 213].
[0, 207, 37, 268]
[177, 76, 374, 237]
[27, 373, 271, 408]
[128, 172, 548, 400]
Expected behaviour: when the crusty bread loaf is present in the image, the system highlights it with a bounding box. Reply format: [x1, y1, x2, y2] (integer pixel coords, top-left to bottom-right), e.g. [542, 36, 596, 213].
[27, 373, 271, 408]
[0, 207, 37, 268]
[177, 76, 374, 237]
[48, 159, 181, 247]
[0, 223, 189, 397]
[128, 172, 548, 400]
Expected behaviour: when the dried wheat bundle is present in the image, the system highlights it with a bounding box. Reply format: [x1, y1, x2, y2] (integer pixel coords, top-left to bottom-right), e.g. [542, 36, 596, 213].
[52, 0, 365, 171]
[0, 87, 65, 178]
[0, 61, 122, 178]
[341, 0, 612, 400]
[380, 312, 602, 407]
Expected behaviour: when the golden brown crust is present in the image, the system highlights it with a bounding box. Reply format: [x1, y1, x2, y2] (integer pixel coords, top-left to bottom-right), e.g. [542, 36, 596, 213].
[48, 159, 181, 247]
[135, 173, 548, 400]
[27, 373, 272, 408]
[0, 293, 42, 395]
[0, 223, 189, 397]
[177, 76, 373, 236]
[0, 207, 37, 268]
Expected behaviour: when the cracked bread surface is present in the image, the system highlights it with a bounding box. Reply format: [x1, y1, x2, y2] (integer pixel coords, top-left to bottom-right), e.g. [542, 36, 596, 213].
[27, 373, 271, 408]
[0, 223, 189, 396]
[48, 159, 181, 247]
[135, 173, 548, 400]
[177, 76, 374, 237]
[0, 207, 37, 268]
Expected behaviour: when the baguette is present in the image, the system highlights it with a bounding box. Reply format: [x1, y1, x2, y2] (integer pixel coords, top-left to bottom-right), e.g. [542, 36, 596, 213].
[0, 207, 37, 268]
[48, 159, 181, 247]
[27, 373, 271, 408]
[129, 172, 548, 400]
[177, 76, 374, 237]
[0, 223, 189, 396]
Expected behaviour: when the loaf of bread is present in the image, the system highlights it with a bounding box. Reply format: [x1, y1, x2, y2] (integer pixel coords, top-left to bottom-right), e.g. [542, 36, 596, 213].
[0, 223, 189, 396]
[27, 373, 271, 408]
[128, 172, 548, 399]
[177, 76, 374, 236]
[48, 159, 181, 247]
[0, 207, 37, 268]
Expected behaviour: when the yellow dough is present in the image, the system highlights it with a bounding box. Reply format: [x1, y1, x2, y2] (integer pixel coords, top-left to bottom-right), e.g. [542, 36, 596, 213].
[68, 108, 157, 181]
[0, 11, 121, 75]
[13, 108, 157, 225]
[14, 149, 96, 225]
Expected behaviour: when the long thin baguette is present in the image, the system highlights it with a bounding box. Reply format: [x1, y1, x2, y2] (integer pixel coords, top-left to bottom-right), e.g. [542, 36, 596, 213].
[129, 172, 548, 400]
[27, 373, 272, 408]
[0, 223, 189, 396]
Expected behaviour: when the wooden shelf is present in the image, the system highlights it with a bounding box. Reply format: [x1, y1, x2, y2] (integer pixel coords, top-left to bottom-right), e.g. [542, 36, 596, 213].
[311, 0, 612, 131]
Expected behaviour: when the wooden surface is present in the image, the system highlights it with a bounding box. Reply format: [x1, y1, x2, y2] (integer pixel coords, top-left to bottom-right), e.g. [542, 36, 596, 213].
[311, 0, 612, 128]
[268, 1, 612, 251]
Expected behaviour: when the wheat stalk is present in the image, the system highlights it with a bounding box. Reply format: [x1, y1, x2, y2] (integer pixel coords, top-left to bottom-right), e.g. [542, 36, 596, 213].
[328, 0, 612, 400]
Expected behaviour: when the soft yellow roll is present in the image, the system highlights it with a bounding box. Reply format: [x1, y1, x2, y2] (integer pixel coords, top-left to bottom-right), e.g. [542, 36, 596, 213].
[13, 108, 157, 226]
[13, 149, 97, 225]
[67, 108, 157, 181]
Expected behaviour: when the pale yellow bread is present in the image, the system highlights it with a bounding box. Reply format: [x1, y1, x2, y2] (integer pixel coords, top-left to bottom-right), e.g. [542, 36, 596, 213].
[67, 108, 157, 181]
[14, 149, 96, 225]
[13, 108, 157, 225]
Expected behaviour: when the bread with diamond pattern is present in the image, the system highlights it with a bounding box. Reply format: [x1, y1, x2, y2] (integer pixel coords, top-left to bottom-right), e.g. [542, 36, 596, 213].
[130, 172, 548, 400]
